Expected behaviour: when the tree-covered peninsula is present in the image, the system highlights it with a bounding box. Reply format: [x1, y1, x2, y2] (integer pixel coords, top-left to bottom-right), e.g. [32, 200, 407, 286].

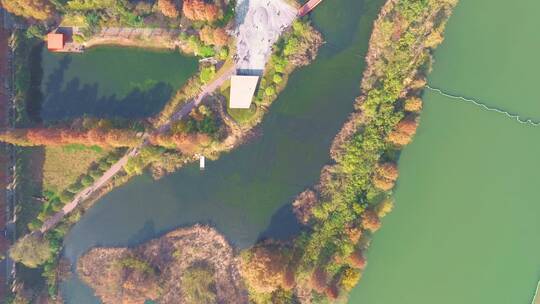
[240, 0, 457, 302]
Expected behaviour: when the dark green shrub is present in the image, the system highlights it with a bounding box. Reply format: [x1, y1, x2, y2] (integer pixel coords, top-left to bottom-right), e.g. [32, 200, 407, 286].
[50, 199, 64, 212]
[106, 155, 120, 165]
[67, 182, 84, 193]
[98, 161, 110, 171]
[59, 191, 75, 203]
[27, 219, 43, 231]
[80, 175, 94, 187]
[89, 169, 103, 179]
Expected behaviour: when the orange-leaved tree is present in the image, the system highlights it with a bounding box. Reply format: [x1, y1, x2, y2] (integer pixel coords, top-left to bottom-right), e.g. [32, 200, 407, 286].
[0, 128, 142, 148]
[158, 0, 179, 18]
[240, 242, 291, 293]
[199, 26, 229, 47]
[183, 0, 222, 22]
[361, 210, 381, 232]
[372, 162, 399, 191]
[387, 119, 418, 146]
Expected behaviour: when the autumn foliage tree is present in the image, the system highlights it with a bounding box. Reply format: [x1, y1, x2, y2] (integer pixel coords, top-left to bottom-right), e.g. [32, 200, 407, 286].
[240, 243, 290, 293]
[1, 0, 56, 20]
[347, 249, 366, 269]
[158, 0, 179, 18]
[344, 223, 362, 243]
[183, 0, 222, 22]
[0, 128, 142, 148]
[309, 267, 328, 293]
[372, 162, 399, 191]
[325, 284, 339, 300]
[404, 96, 423, 113]
[387, 118, 419, 146]
[199, 26, 229, 47]
[339, 267, 361, 292]
[424, 30, 445, 48]
[148, 132, 212, 155]
[375, 198, 394, 218]
[0, 125, 217, 155]
[376, 162, 398, 180]
[361, 210, 381, 232]
[282, 267, 296, 290]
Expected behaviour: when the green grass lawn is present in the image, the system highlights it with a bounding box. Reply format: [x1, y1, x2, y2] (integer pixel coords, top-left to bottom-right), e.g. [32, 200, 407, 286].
[227, 104, 258, 126]
[43, 145, 108, 193]
[221, 82, 259, 126]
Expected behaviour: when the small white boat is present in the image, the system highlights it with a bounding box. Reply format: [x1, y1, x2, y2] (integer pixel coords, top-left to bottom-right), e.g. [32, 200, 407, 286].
[200, 155, 205, 170]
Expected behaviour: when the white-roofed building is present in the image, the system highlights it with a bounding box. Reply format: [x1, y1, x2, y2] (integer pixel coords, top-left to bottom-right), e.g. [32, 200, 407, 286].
[230, 75, 260, 109]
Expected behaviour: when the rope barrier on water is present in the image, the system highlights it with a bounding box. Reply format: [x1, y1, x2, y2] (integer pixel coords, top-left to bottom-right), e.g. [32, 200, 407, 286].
[426, 87, 539, 303]
[425, 85, 540, 127]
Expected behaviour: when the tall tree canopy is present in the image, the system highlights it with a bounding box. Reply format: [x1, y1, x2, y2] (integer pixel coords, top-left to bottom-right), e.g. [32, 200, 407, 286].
[9, 234, 53, 268]
[0, 127, 143, 148]
[199, 26, 229, 47]
[1, 0, 56, 20]
[158, 0, 179, 18]
[183, 0, 221, 22]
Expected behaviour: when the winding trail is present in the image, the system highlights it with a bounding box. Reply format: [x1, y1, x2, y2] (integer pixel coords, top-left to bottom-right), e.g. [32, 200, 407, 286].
[426, 85, 540, 127]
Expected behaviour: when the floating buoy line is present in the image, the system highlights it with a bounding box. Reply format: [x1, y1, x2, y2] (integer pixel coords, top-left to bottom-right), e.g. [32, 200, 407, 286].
[425, 85, 540, 127]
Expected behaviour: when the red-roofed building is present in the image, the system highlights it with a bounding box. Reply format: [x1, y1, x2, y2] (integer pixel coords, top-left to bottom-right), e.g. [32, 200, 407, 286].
[47, 33, 65, 51]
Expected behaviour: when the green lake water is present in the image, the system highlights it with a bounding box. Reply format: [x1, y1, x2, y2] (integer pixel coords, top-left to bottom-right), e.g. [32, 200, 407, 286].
[350, 0, 540, 303]
[40, 46, 198, 122]
[60, 0, 386, 302]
